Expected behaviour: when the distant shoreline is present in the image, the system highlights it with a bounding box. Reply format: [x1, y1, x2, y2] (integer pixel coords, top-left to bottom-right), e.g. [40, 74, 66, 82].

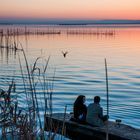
[0, 20, 140, 25]
[0, 23, 140, 26]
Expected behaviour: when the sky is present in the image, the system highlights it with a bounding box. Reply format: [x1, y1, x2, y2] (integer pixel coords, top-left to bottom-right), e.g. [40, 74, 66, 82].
[0, 0, 140, 21]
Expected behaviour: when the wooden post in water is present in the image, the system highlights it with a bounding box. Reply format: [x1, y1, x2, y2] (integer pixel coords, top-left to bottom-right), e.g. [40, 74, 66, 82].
[61, 105, 67, 140]
[105, 58, 109, 140]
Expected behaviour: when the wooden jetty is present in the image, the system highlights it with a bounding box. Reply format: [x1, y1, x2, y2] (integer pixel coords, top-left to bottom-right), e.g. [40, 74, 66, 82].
[44, 113, 140, 140]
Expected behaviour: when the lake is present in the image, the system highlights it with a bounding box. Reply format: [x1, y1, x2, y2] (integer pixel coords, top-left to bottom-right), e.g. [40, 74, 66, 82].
[0, 24, 140, 129]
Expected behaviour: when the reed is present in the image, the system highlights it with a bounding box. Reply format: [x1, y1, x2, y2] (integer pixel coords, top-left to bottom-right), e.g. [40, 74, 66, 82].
[0, 26, 61, 37]
[0, 46, 65, 140]
[0, 29, 22, 56]
[0, 29, 3, 47]
[61, 105, 67, 139]
[67, 29, 115, 35]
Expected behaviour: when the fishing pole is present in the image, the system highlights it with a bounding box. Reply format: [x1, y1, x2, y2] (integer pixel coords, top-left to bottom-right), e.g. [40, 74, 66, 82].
[105, 59, 109, 116]
[105, 58, 109, 140]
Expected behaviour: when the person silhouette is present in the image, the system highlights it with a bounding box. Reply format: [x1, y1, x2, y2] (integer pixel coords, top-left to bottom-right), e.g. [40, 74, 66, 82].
[73, 95, 87, 122]
[86, 96, 108, 126]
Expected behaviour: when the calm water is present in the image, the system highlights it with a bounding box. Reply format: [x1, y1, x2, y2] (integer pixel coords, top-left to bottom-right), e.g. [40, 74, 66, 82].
[0, 24, 140, 129]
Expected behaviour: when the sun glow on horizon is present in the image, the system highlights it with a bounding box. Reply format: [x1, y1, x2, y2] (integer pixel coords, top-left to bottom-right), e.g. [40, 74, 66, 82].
[0, 0, 140, 20]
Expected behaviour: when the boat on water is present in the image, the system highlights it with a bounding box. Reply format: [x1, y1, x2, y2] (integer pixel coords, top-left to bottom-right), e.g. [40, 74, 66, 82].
[44, 113, 140, 140]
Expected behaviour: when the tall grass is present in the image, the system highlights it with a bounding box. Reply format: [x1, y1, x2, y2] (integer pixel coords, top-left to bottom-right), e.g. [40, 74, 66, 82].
[0, 46, 65, 140]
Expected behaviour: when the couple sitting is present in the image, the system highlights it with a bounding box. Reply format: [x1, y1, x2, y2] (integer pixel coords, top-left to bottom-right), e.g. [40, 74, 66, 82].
[73, 95, 108, 127]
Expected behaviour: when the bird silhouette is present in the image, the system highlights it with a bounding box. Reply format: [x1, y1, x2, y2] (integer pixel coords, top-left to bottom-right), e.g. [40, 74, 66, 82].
[62, 51, 68, 58]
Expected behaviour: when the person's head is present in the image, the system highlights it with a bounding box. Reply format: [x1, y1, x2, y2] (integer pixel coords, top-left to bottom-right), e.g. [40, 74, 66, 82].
[74, 95, 86, 105]
[94, 96, 100, 103]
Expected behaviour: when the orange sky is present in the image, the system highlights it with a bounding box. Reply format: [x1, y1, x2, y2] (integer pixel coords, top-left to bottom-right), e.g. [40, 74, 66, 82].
[0, 0, 140, 20]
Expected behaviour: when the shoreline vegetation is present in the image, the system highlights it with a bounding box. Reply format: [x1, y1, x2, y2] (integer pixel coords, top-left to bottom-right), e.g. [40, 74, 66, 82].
[0, 46, 68, 139]
[0, 26, 115, 35]
[0, 26, 68, 139]
[0, 26, 115, 52]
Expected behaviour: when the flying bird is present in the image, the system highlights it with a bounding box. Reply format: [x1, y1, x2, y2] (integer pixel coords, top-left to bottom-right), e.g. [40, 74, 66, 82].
[62, 51, 68, 58]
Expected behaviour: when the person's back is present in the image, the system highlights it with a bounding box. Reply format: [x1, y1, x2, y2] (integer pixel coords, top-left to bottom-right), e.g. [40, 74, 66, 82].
[74, 102, 87, 120]
[73, 95, 87, 123]
[86, 102, 104, 126]
[86, 96, 108, 126]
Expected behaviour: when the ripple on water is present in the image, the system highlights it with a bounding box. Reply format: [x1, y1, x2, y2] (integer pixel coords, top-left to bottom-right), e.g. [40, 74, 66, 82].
[1, 25, 140, 129]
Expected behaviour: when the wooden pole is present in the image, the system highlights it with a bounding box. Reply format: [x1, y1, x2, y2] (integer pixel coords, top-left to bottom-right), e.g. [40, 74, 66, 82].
[105, 58, 109, 140]
[105, 59, 109, 116]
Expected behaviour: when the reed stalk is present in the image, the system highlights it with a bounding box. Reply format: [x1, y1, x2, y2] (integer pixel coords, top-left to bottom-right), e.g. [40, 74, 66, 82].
[61, 105, 67, 140]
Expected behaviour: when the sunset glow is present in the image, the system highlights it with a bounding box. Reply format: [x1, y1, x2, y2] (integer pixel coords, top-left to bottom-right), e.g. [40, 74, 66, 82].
[0, 0, 140, 20]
